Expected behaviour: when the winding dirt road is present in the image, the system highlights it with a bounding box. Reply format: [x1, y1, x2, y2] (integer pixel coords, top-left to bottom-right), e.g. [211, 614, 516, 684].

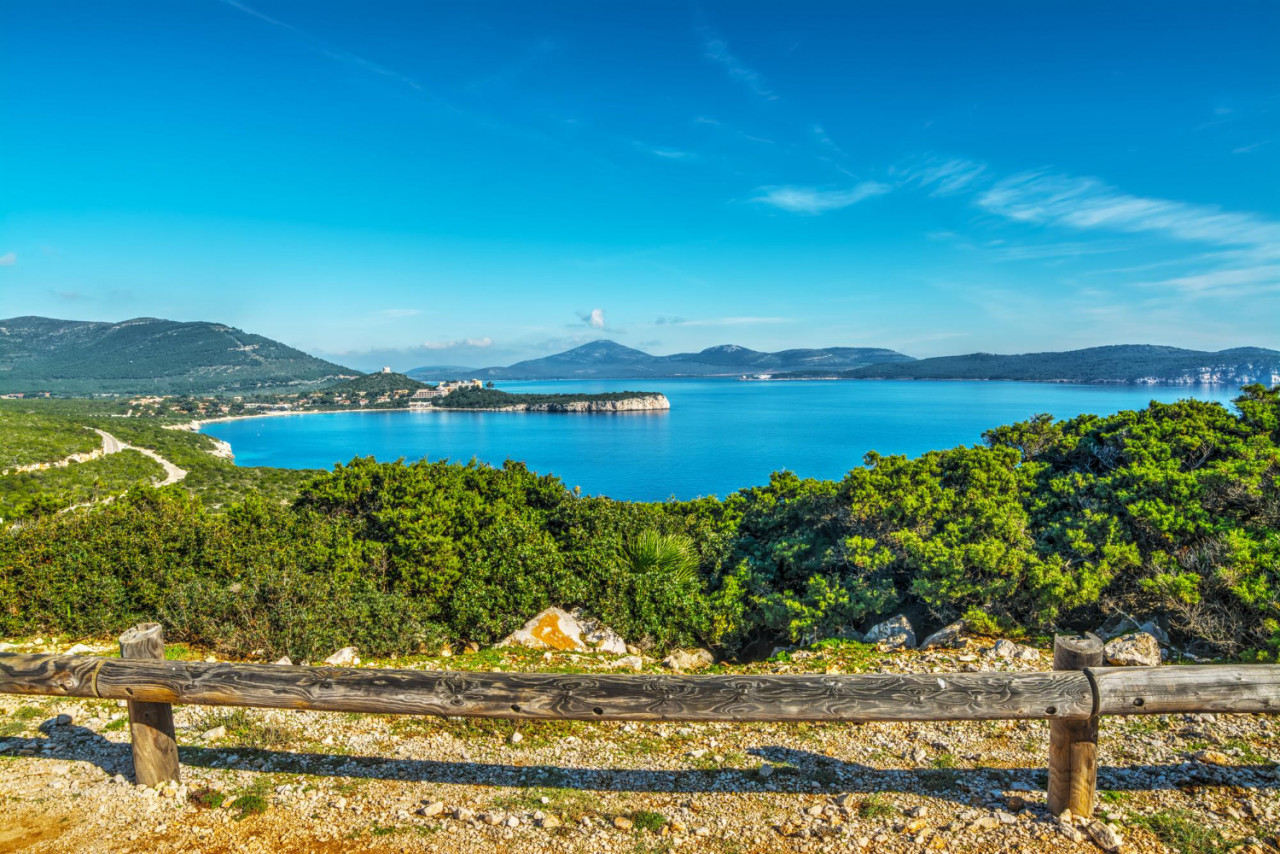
[93, 429, 187, 486]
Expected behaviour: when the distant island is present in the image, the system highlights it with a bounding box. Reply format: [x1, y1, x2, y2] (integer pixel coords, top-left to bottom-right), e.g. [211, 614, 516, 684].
[3, 315, 1277, 395]
[433, 386, 669, 412]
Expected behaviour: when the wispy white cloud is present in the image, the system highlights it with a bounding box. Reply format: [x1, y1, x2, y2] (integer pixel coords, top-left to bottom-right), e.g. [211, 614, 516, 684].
[0, 252, 15, 267]
[894, 156, 988, 196]
[703, 33, 777, 101]
[753, 182, 891, 214]
[903, 154, 1280, 300]
[1143, 264, 1280, 297]
[575, 308, 607, 330]
[812, 124, 844, 156]
[374, 308, 421, 319]
[650, 148, 694, 160]
[422, 337, 492, 350]
[975, 170, 1280, 258]
[218, 0, 433, 96]
[1232, 140, 1270, 155]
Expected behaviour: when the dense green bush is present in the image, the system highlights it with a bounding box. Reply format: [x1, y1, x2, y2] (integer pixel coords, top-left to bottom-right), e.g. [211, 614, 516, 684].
[1, 386, 1277, 659]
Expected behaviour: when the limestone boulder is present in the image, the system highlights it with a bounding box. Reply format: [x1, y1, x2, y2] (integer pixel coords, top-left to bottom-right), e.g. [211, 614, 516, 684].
[863, 615, 916, 650]
[498, 607, 587, 651]
[323, 647, 359, 667]
[570, 608, 628, 654]
[1104, 632, 1162, 667]
[498, 607, 629, 653]
[918, 620, 966, 650]
[662, 648, 716, 671]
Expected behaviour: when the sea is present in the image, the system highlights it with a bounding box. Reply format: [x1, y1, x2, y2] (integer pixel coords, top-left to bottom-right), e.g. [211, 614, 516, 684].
[200, 379, 1239, 502]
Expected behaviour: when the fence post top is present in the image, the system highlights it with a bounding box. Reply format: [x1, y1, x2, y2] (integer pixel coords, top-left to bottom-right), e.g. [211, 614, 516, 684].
[120, 623, 163, 643]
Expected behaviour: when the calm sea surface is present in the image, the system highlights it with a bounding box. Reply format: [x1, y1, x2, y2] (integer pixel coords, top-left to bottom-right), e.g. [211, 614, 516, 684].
[202, 380, 1238, 502]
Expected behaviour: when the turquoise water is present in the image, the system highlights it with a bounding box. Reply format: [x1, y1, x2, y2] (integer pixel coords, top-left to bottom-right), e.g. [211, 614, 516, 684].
[202, 380, 1238, 501]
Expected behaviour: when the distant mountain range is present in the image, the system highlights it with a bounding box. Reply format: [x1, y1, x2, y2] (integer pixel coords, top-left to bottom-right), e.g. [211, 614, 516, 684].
[409, 340, 914, 380]
[2, 317, 1276, 395]
[0, 316, 355, 395]
[778, 345, 1280, 385]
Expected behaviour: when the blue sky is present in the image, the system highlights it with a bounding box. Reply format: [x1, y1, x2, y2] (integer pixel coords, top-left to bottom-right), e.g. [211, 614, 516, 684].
[2, 1, 1278, 370]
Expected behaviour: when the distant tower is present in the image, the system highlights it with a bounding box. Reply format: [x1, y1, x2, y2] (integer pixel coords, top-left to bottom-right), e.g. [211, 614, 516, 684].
[380, 366, 392, 374]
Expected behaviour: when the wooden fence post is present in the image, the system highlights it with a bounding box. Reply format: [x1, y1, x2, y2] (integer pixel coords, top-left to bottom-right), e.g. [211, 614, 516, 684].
[1047, 633, 1103, 817]
[119, 623, 180, 786]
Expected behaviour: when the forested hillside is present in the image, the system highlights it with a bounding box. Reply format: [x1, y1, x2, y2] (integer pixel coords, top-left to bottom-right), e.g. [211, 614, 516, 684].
[793, 345, 1280, 384]
[2, 386, 1276, 663]
[0, 316, 355, 395]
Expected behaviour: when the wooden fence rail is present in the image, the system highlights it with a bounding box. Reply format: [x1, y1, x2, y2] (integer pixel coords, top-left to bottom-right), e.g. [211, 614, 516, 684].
[1, 624, 1277, 817]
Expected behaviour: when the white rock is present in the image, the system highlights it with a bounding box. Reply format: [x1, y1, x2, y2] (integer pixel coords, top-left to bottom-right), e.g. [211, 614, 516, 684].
[200, 726, 226, 740]
[418, 800, 445, 817]
[863, 615, 916, 650]
[570, 608, 629, 654]
[273, 656, 293, 666]
[662, 648, 716, 671]
[498, 607, 587, 651]
[1086, 820, 1124, 853]
[757, 763, 773, 779]
[509, 732, 523, 744]
[1104, 633, 1162, 667]
[1137, 619, 1170, 645]
[324, 647, 359, 667]
[990, 638, 1020, 658]
[918, 621, 966, 650]
[614, 654, 644, 670]
[67, 643, 95, 655]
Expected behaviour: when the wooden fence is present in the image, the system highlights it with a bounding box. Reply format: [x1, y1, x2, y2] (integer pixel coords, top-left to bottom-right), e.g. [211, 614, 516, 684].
[1, 623, 1277, 819]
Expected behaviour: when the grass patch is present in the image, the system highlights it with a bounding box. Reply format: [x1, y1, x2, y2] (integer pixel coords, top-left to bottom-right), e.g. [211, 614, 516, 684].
[230, 793, 269, 820]
[0, 706, 45, 737]
[1133, 810, 1232, 854]
[190, 707, 295, 749]
[102, 718, 127, 733]
[490, 786, 598, 820]
[188, 787, 226, 809]
[631, 810, 667, 832]
[858, 795, 894, 820]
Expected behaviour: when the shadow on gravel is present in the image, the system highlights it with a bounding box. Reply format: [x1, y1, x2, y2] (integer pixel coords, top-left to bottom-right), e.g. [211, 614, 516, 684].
[5, 728, 1277, 800]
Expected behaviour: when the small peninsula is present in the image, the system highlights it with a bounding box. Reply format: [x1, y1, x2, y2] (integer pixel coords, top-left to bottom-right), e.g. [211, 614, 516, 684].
[432, 386, 669, 412]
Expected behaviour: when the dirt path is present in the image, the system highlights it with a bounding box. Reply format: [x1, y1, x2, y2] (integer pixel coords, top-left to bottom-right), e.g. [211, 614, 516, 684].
[51, 432, 188, 515]
[126, 444, 186, 486]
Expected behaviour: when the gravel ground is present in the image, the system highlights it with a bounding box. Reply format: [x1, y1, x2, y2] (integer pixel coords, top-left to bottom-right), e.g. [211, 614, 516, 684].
[1, 637, 1277, 854]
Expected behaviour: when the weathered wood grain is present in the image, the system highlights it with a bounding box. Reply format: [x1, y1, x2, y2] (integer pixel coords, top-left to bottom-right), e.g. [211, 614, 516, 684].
[1047, 634, 1104, 818]
[0, 653, 101, 698]
[120, 623, 180, 786]
[1092, 665, 1280, 716]
[0, 655, 1095, 721]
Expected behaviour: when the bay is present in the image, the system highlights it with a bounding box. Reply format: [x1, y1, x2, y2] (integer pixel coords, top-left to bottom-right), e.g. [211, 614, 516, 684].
[201, 379, 1238, 502]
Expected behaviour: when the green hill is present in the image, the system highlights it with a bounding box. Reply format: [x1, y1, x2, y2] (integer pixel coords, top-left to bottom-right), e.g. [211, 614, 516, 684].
[782, 345, 1280, 384]
[0, 316, 356, 395]
[321, 372, 427, 395]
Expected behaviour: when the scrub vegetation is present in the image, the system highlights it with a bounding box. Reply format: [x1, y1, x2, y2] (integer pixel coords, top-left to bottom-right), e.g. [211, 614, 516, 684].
[0, 386, 1276, 663]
